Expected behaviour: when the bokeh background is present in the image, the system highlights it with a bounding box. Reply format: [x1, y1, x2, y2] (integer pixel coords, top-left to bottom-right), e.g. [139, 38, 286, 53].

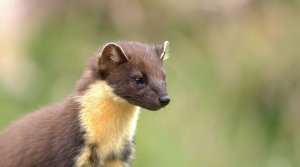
[1, 0, 300, 166]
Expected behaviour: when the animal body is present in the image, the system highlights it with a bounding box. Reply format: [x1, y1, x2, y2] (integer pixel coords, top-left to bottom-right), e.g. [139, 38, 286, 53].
[0, 41, 170, 167]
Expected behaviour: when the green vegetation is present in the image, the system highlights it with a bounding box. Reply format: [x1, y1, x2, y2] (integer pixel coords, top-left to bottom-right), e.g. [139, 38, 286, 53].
[1, 1, 300, 166]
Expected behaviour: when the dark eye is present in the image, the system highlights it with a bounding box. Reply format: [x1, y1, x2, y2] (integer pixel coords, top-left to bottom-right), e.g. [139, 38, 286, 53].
[132, 76, 146, 86]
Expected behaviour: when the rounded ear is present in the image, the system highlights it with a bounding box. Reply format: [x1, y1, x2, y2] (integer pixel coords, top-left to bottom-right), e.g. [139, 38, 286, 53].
[97, 43, 128, 79]
[99, 43, 128, 65]
[158, 41, 170, 60]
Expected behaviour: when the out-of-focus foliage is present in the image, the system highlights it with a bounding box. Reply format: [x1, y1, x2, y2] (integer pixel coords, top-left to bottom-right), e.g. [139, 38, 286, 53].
[1, 0, 300, 166]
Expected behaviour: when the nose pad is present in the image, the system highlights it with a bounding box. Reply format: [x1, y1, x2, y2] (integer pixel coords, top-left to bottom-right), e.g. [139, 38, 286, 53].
[159, 95, 170, 106]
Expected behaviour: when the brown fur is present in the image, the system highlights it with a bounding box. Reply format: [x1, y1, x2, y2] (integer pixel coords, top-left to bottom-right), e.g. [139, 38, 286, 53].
[0, 97, 84, 167]
[0, 41, 170, 167]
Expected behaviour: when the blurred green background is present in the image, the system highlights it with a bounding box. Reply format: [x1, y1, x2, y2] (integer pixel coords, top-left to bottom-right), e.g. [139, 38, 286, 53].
[1, 0, 300, 166]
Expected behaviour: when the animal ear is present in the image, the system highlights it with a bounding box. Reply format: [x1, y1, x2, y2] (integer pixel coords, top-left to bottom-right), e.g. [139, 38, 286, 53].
[157, 41, 170, 60]
[99, 43, 128, 65]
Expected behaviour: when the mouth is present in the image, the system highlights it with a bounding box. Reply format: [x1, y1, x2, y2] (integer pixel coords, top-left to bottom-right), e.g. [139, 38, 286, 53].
[130, 101, 161, 111]
[142, 99, 170, 111]
[145, 106, 162, 111]
[122, 95, 170, 111]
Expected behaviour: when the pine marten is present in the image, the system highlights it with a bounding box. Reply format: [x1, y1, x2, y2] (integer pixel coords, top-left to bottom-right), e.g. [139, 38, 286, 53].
[0, 41, 170, 167]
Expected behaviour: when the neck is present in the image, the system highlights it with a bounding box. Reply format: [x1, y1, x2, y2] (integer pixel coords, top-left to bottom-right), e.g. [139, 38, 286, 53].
[77, 81, 140, 158]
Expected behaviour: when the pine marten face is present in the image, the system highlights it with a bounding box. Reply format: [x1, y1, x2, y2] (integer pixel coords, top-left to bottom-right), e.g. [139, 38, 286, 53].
[96, 41, 170, 111]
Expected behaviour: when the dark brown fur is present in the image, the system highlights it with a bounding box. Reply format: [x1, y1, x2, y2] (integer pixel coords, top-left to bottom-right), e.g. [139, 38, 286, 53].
[97, 41, 169, 110]
[0, 97, 84, 167]
[0, 41, 169, 167]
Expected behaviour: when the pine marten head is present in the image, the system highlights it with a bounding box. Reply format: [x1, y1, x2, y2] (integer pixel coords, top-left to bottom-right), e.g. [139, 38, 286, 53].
[78, 41, 170, 111]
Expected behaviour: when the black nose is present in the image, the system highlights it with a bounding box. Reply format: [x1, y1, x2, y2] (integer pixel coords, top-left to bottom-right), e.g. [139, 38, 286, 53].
[159, 95, 170, 106]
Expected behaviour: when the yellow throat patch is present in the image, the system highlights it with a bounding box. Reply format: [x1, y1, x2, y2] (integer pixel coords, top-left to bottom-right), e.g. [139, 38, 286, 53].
[76, 81, 140, 166]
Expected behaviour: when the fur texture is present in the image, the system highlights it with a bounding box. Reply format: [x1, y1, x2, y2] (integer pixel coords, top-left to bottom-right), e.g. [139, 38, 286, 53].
[76, 81, 139, 166]
[0, 41, 170, 167]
